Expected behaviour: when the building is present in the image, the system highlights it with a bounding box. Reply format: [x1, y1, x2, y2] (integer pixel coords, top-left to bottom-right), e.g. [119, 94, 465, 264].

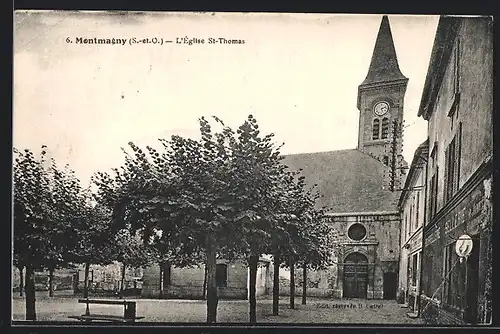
[141, 257, 272, 299]
[397, 139, 428, 313]
[417, 16, 493, 325]
[281, 15, 406, 300]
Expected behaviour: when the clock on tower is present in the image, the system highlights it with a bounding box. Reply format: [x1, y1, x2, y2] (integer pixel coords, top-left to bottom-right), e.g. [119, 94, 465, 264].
[373, 101, 390, 116]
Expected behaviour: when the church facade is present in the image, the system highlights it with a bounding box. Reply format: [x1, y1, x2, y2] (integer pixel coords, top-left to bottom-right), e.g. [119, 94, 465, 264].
[281, 15, 407, 300]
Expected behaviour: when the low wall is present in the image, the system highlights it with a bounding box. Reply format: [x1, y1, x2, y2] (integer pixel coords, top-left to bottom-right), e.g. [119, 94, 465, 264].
[279, 286, 340, 298]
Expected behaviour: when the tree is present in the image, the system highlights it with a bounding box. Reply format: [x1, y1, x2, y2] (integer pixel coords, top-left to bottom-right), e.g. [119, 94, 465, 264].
[13, 147, 62, 319]
[43, 159, 85, 297]
[218, 115, 332, 321]
[65, 198, 117, 298]
[222, 115, 288, 322]
[93, 128, 218, 320]
[269, 168, 336, 311]
[162, 117, 236, 323]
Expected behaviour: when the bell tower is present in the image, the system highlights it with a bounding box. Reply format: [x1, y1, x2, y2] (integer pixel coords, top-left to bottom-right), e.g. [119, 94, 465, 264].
[357, 15, 408, 165]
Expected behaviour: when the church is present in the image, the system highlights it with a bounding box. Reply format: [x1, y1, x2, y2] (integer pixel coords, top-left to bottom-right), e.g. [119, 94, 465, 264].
[281, 15, 406, 299]
[141, 15, 407, 301]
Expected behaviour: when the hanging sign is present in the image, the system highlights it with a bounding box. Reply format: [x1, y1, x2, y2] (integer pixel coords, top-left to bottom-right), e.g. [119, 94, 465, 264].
[455, 234, 473, 258]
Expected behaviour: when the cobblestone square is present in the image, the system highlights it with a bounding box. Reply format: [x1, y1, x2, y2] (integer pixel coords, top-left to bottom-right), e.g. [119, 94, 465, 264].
[12, 293, 424, 324]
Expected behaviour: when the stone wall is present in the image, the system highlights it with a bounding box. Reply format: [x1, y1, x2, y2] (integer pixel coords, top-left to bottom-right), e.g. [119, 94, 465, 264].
[278, 266, 339, 298]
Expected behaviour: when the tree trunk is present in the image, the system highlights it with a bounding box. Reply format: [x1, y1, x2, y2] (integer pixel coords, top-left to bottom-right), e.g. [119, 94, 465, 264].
[48, 268, 54, 297]
[302, 264, 307, 305]
[83, 262, 90, 298]
[73, 272, 78, 294]
[120, 263, 126, 298]
[24, 265, 36, 320]
[248, 255, 259, 323]
[273, 251, 280, 315]
[202, 264, 208, 300]
[289, 255, 295, 309]
[159, 266, 163, 299]
[205, 233, 218, 323]
[19, 266, 24, 297]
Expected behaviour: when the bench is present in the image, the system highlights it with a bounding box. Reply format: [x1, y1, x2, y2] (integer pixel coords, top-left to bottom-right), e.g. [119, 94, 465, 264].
[68, 298, 145, 323]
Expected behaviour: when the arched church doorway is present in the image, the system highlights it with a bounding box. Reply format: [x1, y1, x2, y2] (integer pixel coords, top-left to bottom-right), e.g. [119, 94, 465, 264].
[343, 252, 368, 299]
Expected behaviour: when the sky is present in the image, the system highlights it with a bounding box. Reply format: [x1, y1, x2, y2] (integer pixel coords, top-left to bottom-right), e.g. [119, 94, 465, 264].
[13, 11, 439, 188]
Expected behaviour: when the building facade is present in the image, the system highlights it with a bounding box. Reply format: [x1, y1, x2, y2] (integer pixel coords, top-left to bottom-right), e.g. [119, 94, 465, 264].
[417, 16, 493, 325]
[329, 212, 400, 299]
[397, 140, 428, 313]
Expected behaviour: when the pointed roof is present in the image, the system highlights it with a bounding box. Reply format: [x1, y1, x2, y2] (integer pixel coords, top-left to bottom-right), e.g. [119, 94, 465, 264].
[360, 15, 407, 86]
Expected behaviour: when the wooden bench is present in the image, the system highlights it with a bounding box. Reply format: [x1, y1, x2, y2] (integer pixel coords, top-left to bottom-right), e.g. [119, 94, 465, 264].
[68, 298, 145, 323]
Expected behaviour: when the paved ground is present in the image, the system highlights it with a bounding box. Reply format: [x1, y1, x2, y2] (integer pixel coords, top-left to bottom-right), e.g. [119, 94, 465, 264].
[12, 293, 424, 324]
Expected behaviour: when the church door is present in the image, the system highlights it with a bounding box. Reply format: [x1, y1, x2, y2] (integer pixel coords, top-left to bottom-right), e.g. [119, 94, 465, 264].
[383, 272, 397, 300]
[343, 252, 368, 299]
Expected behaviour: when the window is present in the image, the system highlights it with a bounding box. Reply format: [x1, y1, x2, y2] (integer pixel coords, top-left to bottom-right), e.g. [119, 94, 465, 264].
[216, 264, 228, 287]
[347, 223, 367, 241]
[411, 253, 418, 285]
[163, 263, 171, 287]
[372, 118, 380, 139]
[381, 117, 389, 139]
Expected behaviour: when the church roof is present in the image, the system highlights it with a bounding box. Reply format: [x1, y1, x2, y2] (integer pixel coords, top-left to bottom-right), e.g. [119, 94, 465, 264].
[360, 16, 408, 86]
[281, 149, 400, 214]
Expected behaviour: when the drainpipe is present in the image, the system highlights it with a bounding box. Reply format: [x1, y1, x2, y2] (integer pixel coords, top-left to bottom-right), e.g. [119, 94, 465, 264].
[417, 151, 429, 318]
[398, 204, 404, 304]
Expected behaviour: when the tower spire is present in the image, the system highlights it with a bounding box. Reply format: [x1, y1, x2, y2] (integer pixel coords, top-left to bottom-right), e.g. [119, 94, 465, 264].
[360, 15, 407, 86]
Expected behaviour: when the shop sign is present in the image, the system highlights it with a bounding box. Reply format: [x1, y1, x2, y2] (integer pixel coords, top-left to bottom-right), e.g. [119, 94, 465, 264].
[455, 234, 473, 258]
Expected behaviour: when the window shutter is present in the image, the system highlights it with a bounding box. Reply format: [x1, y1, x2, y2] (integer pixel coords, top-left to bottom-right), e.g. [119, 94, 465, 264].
[454, 123, 462, 194]
[415, 190, 420, 228]
[444, 146, 450, 202]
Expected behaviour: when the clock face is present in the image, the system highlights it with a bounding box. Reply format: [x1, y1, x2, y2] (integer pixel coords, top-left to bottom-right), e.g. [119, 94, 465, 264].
[374, 101, 390, 116]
